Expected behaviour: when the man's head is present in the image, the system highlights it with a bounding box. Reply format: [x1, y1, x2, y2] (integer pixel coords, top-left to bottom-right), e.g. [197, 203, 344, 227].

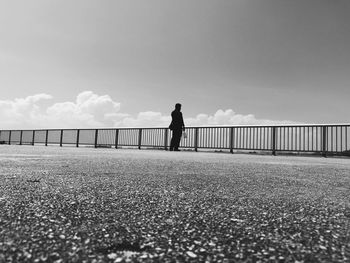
[175, 103, 182, 111]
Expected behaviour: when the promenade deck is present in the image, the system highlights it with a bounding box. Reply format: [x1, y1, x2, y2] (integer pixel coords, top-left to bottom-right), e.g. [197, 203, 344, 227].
[1, 145, 349, 262]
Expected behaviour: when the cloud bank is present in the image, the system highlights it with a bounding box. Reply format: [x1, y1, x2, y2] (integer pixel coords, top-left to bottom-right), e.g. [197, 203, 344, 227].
[0, 91, 294, 130]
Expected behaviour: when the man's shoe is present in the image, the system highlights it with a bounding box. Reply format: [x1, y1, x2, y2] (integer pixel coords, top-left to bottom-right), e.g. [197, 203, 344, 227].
[174, 149, 180, 151]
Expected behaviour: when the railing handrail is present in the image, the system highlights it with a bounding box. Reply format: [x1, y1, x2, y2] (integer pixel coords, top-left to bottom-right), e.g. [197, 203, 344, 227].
[1, 123, 350, 132]
[1, 124, 350, 157]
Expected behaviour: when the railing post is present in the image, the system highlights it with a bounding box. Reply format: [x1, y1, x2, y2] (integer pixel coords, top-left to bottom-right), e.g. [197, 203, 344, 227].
[32, 130, 35, 146]
[115, 129, 119, 149]
[94, 129, 99, 148]
[9, 130, 12, 145]
[194, 128, 199, 152]
[45, 130, 49, 146]
[60, 129, 63, 147]
[138, 129, 142, 150]
[272, 126, 277, 156]
[229, 127, 234, 154]
[76, 129, 80, 147]
[20, 130, 23, 145]
[164, 128, 168, 151]
[322, 126, 327, 157]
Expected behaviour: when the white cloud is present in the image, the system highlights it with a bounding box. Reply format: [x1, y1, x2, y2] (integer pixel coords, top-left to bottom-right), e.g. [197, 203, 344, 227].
[0, 91, 295, 130]
[0, 91, 124, 129]
[45, 91, 123, 128]
[185, 109, 295, 126]
[0, 94, 53, 129]
[120, 111, 171, 128]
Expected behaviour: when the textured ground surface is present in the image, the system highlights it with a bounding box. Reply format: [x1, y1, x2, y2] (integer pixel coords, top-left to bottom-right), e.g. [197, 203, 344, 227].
[0, 145, 350, 262]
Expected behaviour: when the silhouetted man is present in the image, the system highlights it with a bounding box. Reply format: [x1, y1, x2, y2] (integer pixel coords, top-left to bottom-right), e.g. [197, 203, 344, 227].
[169, 103, 185, 151]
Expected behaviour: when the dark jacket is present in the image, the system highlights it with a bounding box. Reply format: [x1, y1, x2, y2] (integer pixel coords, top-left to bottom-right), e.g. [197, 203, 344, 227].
[169, 110, 185, 130]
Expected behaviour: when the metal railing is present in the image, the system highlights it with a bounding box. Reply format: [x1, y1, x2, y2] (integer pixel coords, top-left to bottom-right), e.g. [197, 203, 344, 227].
[1, 124, 350, 156]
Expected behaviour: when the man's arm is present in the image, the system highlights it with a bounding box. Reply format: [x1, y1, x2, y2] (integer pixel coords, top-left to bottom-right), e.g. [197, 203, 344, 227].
[181, 113, 185, 131]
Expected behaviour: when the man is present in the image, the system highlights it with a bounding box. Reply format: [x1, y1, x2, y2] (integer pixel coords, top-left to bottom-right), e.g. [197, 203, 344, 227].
[169, 103, 185, 151]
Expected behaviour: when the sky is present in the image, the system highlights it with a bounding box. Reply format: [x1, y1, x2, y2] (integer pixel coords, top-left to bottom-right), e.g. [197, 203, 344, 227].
[0, 0, 349, 129]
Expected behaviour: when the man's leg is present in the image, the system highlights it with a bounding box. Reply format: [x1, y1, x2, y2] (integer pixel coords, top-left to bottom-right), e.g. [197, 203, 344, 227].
[170, 131, 175, 151]
[174, 130, 182, 151]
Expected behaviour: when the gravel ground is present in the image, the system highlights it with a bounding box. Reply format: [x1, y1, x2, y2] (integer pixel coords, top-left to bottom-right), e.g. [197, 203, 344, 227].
[0, 145, 350, 262]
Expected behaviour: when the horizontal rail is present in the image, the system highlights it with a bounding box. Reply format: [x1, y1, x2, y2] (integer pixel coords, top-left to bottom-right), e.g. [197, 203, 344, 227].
[1, 125, 350, 156]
